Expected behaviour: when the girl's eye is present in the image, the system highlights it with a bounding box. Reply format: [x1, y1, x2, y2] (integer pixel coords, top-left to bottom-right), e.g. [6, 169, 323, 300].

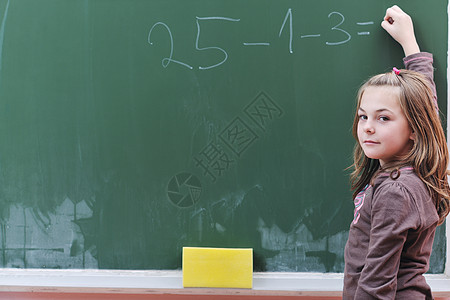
[379, 116, 390, 122]
[358, 115, 367, 121]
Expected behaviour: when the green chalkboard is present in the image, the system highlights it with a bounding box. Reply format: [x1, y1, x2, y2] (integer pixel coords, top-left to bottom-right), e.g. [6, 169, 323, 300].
[0, 0, 447, 273]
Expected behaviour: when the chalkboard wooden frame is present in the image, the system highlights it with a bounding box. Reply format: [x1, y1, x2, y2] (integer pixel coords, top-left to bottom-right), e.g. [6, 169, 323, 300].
[0, 269, 449, 297]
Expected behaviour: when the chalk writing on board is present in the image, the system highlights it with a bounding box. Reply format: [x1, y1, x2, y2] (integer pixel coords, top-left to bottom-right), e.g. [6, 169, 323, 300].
[148, 22, 194, 69]
[300, 34, 321, 39]
[196, 16, 240, 70]
[243, 42, 270, 46]
[356, 21, 374, 36]
[279, 8, 293, 53]
[148, 9, 374, 70]
[326, 12, 351, 46]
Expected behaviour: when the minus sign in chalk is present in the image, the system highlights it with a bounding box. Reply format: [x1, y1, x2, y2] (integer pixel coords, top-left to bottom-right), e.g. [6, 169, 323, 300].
[356, 21, 374, 26]
[243, 42, 270, 46]
[182, 247, 253, 289]
[300, 34, 321, 38]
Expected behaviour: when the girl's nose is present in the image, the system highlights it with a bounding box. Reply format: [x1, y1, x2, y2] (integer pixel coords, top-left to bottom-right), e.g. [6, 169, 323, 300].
[364, 121, 375, 134]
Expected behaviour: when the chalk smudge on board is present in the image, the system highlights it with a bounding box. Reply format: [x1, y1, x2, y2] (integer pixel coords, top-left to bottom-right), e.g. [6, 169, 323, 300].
[0, 0, 10, 77]
[257, 217, 347, 272]
[0, 198, 98, 268]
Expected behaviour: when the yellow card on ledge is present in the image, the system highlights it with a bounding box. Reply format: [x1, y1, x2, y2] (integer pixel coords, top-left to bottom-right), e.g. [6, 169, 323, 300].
[182, 247, 253, 289]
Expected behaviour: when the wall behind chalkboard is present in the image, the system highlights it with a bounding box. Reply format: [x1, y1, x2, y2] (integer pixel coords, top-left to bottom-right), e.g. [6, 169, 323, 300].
[0, 0, 447, 273]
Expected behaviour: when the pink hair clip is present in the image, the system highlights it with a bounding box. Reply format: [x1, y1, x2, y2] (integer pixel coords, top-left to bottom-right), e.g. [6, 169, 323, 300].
[393, 67, 401, 75]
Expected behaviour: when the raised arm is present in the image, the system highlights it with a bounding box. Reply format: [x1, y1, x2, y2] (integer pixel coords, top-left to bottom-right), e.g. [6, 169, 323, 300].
[381, 5, 420, 57]
[381, 5, 437, 109]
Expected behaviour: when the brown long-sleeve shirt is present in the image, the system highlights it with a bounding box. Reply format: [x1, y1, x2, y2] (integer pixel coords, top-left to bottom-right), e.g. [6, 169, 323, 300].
[343, 53, 439, 300]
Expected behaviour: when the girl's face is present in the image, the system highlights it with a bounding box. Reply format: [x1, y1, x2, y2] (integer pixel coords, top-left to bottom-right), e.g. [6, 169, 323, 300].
[357, 86, 414, 166]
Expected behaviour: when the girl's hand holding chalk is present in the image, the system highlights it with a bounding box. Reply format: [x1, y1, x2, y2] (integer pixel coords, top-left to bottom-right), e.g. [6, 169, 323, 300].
[381, 5, 420, 56]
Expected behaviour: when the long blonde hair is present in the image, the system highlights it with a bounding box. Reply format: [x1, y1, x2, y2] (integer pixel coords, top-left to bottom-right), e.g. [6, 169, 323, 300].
[350, 69, 450, 225]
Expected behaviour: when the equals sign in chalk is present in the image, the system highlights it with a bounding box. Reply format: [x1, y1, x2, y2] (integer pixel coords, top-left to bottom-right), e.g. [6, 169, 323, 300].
[356, 21, 374, 35]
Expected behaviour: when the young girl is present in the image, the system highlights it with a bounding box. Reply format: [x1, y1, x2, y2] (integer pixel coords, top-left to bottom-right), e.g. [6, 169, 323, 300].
[343, 6, 450, 300]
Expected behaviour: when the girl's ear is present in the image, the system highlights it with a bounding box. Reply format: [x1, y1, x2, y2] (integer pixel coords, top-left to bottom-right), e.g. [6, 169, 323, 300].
[410, 130, 416, 141]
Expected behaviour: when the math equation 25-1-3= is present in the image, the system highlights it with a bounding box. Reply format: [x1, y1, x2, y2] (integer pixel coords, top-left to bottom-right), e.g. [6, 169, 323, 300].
[147, 8, 374, 70]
